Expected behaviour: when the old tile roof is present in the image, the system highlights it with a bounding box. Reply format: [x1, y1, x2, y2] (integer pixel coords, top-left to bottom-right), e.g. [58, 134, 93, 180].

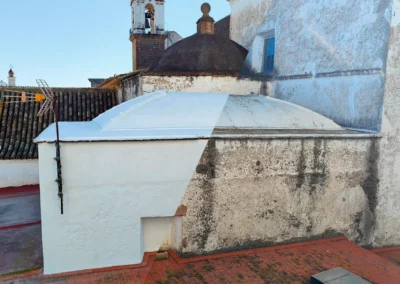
[150, 34, 248, 73]
[215, 15, 230, 39]
[0, 87, 117, 160]
[165, 31, 183, 49]
[88, 79, 106, 88]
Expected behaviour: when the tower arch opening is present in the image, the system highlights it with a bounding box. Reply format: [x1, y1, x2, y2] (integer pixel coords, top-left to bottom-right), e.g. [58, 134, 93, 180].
[145, 3, 155, 34]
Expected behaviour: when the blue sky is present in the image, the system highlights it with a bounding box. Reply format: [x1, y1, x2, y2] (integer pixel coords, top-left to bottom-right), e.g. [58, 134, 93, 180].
[0, 0, 230, 87]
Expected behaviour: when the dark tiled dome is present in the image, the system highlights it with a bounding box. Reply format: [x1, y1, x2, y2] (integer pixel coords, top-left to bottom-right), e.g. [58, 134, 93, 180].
[150, 34, 248, 73]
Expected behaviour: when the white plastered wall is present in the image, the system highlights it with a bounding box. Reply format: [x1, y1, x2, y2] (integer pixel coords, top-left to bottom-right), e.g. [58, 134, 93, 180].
[230, 0, 271, 49]
[38, 140, 207, 275]
[0, 160, 39, 188]
[233, 0, 391, 131]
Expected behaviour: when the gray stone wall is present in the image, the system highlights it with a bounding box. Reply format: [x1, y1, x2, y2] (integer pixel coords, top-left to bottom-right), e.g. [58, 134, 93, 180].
[122, 75, 142, 102]
[375, 0, 400, 247]
[180, 136, 380, 256]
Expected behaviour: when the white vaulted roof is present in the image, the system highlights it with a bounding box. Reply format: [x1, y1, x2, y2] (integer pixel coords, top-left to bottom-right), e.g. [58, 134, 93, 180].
[94, 91, 229, 131]
[217, 95, 342, 130]
[35, 91, 342, 143]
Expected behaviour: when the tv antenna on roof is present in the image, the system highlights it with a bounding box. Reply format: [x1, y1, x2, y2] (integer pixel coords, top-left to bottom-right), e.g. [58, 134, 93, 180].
[0, 80, 64, 214]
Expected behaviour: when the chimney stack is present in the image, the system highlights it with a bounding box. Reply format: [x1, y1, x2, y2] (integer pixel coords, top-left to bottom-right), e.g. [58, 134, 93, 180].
[197, 3, 215, 35]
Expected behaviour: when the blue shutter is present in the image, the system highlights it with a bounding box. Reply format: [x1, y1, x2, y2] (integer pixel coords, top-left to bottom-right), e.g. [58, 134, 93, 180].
[263, 37, 275, 73]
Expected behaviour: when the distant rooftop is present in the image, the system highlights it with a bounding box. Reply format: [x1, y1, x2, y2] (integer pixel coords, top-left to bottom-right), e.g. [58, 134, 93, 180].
[88, 78, 106, 88]
[0, 87, 117, 160]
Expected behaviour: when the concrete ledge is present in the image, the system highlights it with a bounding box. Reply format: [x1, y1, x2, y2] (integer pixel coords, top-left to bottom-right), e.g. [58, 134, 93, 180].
[212, 128, 382, 139]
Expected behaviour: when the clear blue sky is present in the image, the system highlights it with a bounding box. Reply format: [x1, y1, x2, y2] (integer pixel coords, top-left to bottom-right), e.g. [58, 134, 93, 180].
[0, 0, 230, 87]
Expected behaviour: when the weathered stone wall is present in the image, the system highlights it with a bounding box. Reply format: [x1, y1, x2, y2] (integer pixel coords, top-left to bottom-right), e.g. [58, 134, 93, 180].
[142, 75, 240, 94]
[121, 75, 266, 100]
[230, 0, 392, 131]
[180, 136, 380, 256]
[375, 0, 400, 247]
[122, 74, 142, 102]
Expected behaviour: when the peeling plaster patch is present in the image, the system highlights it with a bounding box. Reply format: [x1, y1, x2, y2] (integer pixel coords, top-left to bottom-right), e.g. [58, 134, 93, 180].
[122, 76, 263, 97]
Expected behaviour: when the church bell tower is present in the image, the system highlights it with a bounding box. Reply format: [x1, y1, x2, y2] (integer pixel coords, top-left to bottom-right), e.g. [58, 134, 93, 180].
[8, 68, 16, 87]
[130, 0, 167, 71]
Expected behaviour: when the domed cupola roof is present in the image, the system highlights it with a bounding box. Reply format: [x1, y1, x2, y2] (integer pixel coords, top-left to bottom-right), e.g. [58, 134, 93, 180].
[149, 3, 248, 73]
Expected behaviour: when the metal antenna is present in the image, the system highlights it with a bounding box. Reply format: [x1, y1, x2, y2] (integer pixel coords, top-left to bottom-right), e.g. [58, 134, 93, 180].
[36, 79, 64, 215]
[36, 79, 55, 116]
[0, 89, 46, 107]
[0, 81, 64, 214]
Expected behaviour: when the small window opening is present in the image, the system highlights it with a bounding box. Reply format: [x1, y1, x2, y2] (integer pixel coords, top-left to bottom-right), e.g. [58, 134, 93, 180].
[262, 37, 275, 73]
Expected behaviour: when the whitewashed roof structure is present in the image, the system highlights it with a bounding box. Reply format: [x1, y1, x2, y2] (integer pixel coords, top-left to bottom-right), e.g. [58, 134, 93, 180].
[217, 95, 342, 130]
[35, 91, 343, 143]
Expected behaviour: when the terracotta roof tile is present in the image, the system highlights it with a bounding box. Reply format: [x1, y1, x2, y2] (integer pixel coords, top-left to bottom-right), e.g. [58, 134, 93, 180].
[0, 88, 117, 160]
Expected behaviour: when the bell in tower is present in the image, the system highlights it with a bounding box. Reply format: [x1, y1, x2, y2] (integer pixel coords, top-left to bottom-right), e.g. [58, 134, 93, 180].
[144, 5, 155, 34]
[130, 0, 165, 35]
[145, 11, 151, 29]
[130, 0, 167, 71]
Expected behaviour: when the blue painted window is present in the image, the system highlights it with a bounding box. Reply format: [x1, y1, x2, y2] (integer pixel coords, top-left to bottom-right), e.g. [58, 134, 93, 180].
[263, 37, 275, 73]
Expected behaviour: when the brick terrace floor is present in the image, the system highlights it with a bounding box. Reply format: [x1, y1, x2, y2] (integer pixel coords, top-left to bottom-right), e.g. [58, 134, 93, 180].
[2, 237, 400, 283]
[372, 246, 400, 267]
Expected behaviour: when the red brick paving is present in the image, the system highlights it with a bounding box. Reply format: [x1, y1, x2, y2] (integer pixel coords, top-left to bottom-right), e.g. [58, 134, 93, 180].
[372, 246, 400, 267]
[2, 237, 400, 283]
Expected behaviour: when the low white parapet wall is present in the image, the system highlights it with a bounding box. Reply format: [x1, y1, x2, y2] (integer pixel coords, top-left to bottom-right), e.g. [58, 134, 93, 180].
[0, 160, 39, 188]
